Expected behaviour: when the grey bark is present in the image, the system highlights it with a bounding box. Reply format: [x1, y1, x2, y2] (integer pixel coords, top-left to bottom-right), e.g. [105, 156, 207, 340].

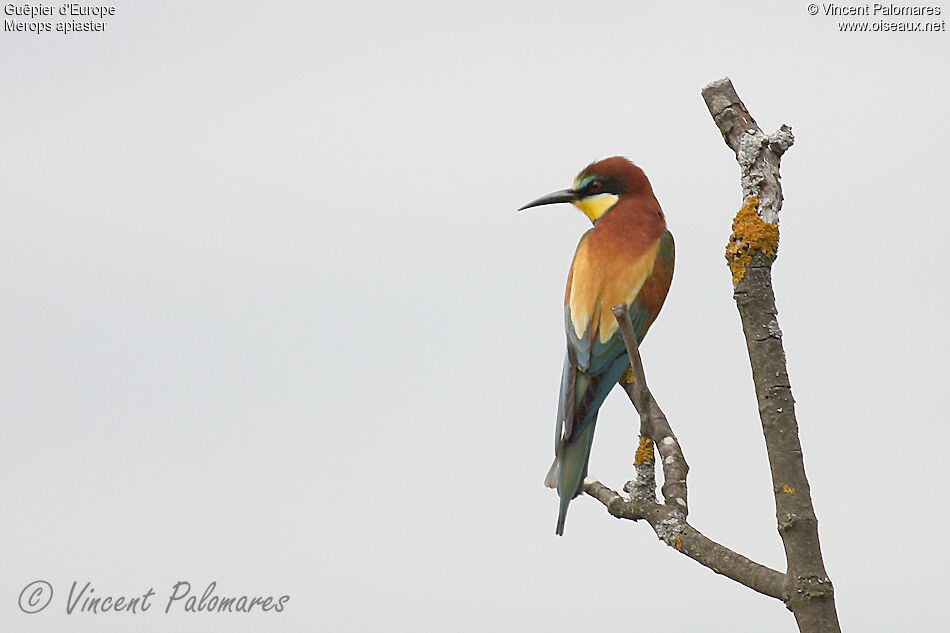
[585, 478, 786, 600]
[701, 77, 840, 633]
[610, 304, 688, 515]
[584, 307, 788, 601]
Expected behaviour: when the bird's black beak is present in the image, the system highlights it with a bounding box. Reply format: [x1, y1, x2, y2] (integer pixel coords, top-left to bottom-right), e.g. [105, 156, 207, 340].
[518, 189, 577, 211]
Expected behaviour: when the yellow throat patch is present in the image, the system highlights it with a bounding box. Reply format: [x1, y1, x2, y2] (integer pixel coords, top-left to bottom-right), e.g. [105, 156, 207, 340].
[572, 193, 619, 223]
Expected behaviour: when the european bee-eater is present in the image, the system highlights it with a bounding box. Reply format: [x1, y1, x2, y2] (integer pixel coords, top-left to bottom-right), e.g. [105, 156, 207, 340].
[520, 156, 674, 535]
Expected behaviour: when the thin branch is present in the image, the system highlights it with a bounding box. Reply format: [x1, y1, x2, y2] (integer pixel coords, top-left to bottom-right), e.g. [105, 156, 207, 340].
[610, 304, 688, 515]
[577, 304, 787, 602]
[583, 478, 786, 601]
[702, 77, 840, 633]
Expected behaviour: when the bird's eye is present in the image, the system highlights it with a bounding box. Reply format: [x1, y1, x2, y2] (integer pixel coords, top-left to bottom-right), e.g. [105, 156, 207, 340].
[588, 180, 602, 194]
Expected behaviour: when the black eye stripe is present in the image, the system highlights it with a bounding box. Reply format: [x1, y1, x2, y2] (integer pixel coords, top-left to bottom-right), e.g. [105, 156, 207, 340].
[583, 177, 622, 196]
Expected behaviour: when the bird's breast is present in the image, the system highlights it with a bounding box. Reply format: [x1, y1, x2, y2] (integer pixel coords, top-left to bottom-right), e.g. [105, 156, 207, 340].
[567, 236, 660, 345]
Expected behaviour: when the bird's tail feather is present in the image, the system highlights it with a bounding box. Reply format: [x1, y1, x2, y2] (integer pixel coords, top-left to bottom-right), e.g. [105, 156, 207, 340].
[544, 457, 559, 490]
[554, 420, 597, 535]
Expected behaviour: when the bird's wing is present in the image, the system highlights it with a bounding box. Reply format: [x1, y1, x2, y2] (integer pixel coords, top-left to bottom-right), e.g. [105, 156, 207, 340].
[558, 230, 675, 441]
[627, 229, 675, 342]
[554, 349, 575, 453]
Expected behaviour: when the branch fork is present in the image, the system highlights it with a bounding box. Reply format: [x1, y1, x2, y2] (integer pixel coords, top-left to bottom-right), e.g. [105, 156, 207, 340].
[582, 305, 785, 601]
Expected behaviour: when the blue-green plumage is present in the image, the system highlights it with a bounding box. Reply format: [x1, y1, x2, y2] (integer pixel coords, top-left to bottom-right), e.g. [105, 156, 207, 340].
[548, 303, 651, 534]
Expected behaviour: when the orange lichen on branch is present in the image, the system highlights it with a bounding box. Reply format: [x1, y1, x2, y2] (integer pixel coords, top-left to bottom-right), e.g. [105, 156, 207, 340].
[782, 484, 797, 495]
[674, 536, 683, 551]
[725, 197, 779, 283]
[634, 436, 654, 466]
[621, 366, 636, 383]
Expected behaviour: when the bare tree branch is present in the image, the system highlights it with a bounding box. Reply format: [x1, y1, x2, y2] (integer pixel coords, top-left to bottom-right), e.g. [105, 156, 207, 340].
[583, 477, 786, 600]
[702, 77, 841, 633]
[610, 304, 688, 515]
[701, 78, 793, 225]
[570, 77, 840, 633]
[581, 306, 787, 602]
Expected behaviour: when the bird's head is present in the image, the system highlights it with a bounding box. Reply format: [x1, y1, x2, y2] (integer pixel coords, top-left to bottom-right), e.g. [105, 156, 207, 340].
[519, 156, 653, 224]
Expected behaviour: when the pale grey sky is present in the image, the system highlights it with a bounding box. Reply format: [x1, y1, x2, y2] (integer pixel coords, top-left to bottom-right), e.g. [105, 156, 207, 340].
[2, 2, 948, 632]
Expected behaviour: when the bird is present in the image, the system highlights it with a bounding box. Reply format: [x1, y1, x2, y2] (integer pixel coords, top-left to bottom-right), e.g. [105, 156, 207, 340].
[519, 156, 674, 535]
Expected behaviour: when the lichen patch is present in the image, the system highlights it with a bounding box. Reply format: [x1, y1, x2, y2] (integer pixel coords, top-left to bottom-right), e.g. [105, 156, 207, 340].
[634, 436, 654, 466]
[725, 197, 780, 283]
[621, 366, 636, 384]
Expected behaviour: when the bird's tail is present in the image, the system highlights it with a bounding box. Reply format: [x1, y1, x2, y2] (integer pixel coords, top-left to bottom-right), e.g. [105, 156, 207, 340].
[547, 419, 597, 536]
